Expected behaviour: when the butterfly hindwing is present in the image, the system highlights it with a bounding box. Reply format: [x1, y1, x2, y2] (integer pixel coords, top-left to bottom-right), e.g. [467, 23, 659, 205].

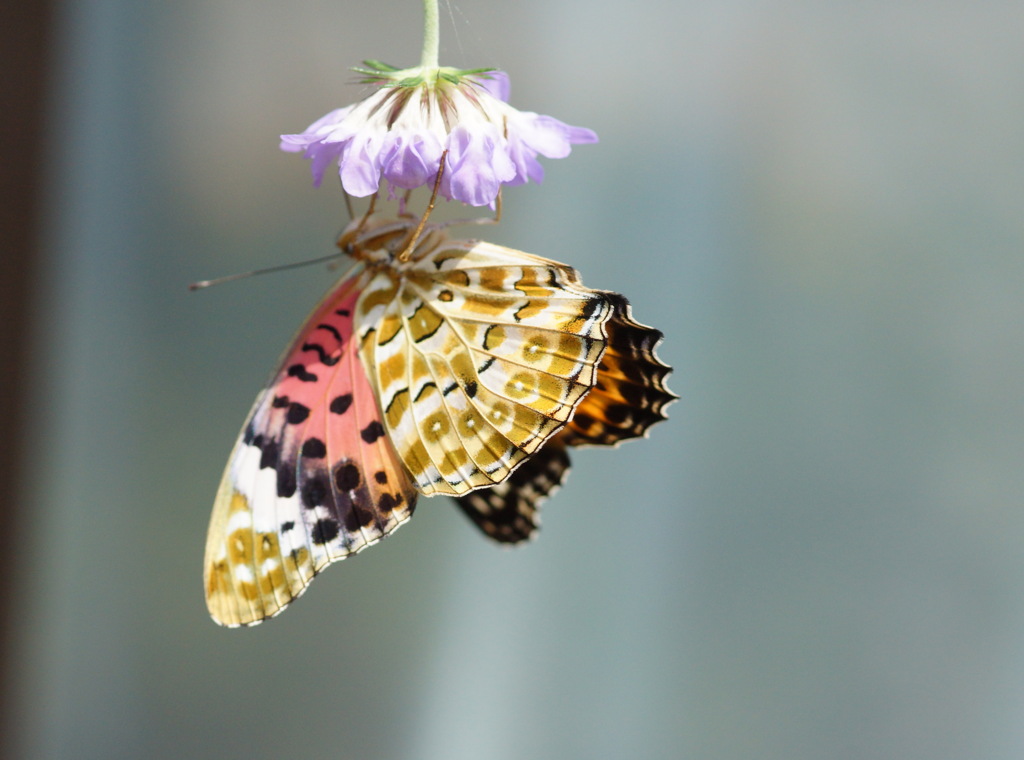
[453, 438, 570, 544]
[452, 293, 676, 544]
[560, 292, 676, 448]
[352, 223, 613, 498]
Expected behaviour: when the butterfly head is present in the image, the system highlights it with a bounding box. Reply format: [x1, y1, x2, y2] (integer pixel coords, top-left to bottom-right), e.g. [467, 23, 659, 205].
[338, 214, 444, 267]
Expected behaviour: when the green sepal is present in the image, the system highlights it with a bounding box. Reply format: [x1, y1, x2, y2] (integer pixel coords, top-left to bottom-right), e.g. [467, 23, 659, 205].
[361, 59, 400, 72]
[348, 63, 500, 88]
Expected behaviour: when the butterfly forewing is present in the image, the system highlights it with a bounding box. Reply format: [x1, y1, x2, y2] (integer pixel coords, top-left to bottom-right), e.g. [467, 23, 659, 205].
[205, 271, 418, 627]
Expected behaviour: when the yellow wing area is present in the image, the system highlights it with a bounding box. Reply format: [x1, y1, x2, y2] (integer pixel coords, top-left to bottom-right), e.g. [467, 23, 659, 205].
[351, 221, 614, 497]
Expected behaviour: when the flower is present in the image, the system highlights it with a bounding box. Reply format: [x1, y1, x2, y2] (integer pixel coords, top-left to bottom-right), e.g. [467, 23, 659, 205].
[280, 65, 597, 207]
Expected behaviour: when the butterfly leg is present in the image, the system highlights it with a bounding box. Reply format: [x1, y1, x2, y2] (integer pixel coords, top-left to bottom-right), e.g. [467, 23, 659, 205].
[438, 190, 503, 230]
[342, 192, 380, 243]
[397, 149, 448, 261]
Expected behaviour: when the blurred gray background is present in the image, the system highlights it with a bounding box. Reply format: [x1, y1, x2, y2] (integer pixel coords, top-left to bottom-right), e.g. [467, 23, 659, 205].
[4, 1, 1024, 758]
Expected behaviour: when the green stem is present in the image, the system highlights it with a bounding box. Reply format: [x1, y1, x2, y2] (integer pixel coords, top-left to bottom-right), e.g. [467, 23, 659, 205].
[420, 0, 440, 70]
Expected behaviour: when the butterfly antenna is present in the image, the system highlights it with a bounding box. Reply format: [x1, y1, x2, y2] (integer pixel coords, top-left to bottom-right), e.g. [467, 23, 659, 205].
[189, 251, 348, 291]
[398, 149, 447, 262]
[343, 190, 355, 221]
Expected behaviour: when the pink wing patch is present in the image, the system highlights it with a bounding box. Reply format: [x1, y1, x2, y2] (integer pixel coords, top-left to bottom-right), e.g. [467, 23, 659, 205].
[204, 273, 417, 627]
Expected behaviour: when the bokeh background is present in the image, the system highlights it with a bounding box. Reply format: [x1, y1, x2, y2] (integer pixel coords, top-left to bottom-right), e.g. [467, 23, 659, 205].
[4, 1, 1024, 758]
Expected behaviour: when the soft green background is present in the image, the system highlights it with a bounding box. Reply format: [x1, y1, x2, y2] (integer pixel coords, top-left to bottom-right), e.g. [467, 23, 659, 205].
[7, 2, 1024, 758]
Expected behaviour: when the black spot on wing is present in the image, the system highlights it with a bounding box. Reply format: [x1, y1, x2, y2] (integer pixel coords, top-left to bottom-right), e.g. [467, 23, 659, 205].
[277, 467, 297, 498]
[330, 394, 353, 415]
[302, 342, 340, 367]
[301, 473, 329, 509]
[259, 440, 279, 470]
[316, 323, 343, 343]
[287, 364, 318, 382]
[301, 438, 327, 458]
[286, 402, 311, 425]
[311, 518, 339, 545]
[334, 462, 361, 492]
[343, 505, 377, 532]
[361, 421, 385, 444]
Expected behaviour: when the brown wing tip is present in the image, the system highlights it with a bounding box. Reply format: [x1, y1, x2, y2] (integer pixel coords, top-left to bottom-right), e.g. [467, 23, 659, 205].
[561, 291, 677, 448]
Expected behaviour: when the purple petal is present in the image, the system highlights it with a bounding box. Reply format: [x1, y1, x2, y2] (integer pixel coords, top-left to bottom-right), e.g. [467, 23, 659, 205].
[472, 71, 510, 103]
[442, 124, 515, 206]
[380, 130, 445, 189]
[338, 132, 384, 197]
[279, 106, 354, 152]
[514, 113, 598, 159]
[305, 105, 355, 133]
[307, 141, 344, 187]
[280, 135, 309, 153]
[504, 133, 545, 186]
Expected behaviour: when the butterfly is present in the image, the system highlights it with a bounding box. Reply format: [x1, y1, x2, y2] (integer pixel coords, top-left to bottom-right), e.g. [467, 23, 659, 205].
[204, 215, 675, 626]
